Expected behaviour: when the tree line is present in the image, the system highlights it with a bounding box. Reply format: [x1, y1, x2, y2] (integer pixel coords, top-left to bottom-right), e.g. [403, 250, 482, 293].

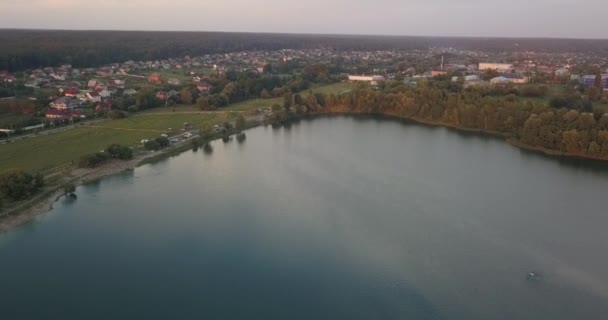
[3, 30, 608, 71]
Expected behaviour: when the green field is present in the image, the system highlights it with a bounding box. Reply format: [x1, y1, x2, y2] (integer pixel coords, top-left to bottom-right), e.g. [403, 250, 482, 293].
[96, 112, 230, 132]
[0, 126, 151, 173]
[0, 112, 234, 173]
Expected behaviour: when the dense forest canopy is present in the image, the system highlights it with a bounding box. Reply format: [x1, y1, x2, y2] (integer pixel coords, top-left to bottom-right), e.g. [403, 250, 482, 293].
[2, 30, 608, 71]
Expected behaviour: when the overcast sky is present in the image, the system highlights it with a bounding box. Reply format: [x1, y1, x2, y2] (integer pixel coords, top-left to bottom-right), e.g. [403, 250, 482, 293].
[0, 0, 606, 38]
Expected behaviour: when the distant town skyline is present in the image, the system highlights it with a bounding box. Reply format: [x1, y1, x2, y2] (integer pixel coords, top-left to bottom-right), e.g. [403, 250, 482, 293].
[1, 0, 607, 39]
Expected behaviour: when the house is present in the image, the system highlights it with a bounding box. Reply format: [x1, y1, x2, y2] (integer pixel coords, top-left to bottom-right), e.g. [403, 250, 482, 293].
[107, 79, 125, 89]
[64, 87, 80, 97]
[196, 81, 213, 93]
[503, 74, 529, 84]
[123, 89, 138, 96]
[479, 63, 513, 72]
[86, 91, 102, 103]
[2, 74, 16, 83]
[45, 109, 82, 120]
[96, 68, 113, 77]
[149, 73, 162, 83]
[50, 96, 79, 110]
[88, 79, 99, 88]
[555, 68, 570, 77]
[168, 78, 181, 85]
[489, 74, 529, 85]
[464, 75, 480, 81]
[431, 70, 448, 76]
[156, 91, 168, 100]
[50, 73, 66, 81]
[98, 89, 113, 98]
[490, 76, 510, 85]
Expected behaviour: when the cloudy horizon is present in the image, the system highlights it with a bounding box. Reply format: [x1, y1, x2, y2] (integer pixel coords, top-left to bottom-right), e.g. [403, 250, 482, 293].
[1, 0, 607, 39]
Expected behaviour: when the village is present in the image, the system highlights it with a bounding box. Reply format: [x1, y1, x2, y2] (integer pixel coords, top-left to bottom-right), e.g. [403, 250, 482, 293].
[1, 47, 608, 138]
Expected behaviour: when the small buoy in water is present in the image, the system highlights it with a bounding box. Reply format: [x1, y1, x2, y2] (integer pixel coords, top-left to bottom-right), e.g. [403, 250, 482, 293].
[526, 271, 543, 282]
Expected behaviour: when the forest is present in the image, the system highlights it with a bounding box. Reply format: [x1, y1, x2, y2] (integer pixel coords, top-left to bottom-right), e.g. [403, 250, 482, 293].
[271, 80, 608, 160]
[2, 30, 608, 71]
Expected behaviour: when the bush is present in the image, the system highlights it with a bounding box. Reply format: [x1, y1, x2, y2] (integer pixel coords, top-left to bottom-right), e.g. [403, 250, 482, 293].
[0, 170, 44, 201]
[144, 140, 161, 151]
[105, 144, 133, 160]
[518, 85, 548, 97]
[78, 152, 110, 168]
[62, 182, 76, 197]
[108, 110, 126, 119]
[144, 137, 170, 151]
[156, 136, 170, 148]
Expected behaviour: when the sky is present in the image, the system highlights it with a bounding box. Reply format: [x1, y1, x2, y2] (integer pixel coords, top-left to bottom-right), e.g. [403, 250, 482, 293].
[0, 0, 606, 39]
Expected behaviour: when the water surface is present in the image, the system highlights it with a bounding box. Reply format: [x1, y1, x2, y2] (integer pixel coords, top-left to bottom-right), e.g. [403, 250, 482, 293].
[2, 116, 608, 319]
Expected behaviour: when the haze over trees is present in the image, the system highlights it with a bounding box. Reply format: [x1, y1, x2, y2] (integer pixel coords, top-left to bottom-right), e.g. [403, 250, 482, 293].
[2, 30, 608, 71]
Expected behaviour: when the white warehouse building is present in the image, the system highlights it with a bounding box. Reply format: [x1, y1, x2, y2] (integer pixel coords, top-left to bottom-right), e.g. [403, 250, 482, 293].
[348, 75, 386, 85]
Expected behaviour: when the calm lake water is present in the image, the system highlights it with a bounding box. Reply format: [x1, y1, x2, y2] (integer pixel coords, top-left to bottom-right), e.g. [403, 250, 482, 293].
[2, 116, 608, 319]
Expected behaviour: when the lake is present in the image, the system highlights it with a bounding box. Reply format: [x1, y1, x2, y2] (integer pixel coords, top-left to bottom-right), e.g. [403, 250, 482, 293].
[2, 115, 608, 319]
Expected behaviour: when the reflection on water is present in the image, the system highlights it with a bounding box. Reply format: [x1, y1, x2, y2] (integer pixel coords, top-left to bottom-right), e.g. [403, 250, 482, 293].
[1, 116, 608, 320]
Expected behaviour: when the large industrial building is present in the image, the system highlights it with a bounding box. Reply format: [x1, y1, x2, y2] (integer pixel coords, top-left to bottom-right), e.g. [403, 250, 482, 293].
[348, 75, 386, 85]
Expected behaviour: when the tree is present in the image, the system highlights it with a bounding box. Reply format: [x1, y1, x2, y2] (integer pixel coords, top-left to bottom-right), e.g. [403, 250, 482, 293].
[283, 93, 293, 110]
[236, 114, 246, 132]
[197, 96, 212, 110]
[105, 144, 133, 160]
[294, 93, 303, 106]
[260, 88, 272, 99]
[180, 87, 194, 104]
[78, 152, 110, 168]
[482, 69, 501, 81]
[595, 73, 603, 90]
[0, 170, 44, 201]
[144, 140, 161, 151]
[62, 182, 76, 198]
[156, 137, 170, 148]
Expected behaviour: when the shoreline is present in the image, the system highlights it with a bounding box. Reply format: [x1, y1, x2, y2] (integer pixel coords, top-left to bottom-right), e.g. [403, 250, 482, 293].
[2, 111, 607, 233]
[0, 152, 157, 233]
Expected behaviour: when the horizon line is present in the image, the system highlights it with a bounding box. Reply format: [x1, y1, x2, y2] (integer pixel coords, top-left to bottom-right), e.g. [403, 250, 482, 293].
[1, 27, 607, 41]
